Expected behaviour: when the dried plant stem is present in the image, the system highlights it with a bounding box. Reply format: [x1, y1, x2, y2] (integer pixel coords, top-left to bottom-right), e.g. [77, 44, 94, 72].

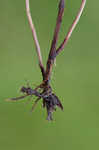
[8, 0, 86, 121]
[26, 0, 44, 72]
[49, 0, 65, 58]
[56, 0, 86, 55]
[45, 0, 65, 82]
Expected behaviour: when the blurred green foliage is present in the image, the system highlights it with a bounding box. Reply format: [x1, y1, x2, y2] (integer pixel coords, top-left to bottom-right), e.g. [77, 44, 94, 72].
[0, 0, 99, 150]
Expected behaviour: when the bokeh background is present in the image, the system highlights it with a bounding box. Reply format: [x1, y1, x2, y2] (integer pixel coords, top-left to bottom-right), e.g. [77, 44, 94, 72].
[0, 0, 99, 150]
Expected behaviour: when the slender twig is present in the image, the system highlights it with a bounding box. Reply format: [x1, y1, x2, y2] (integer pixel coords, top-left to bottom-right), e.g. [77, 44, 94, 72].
[31, 97, 40, 112]
[6, 95, 28, 101]
[45, 0, 65, 82]
[56, 0, 86, 55]
[49, 0, 65, 58]
[26, 0, 45, 77]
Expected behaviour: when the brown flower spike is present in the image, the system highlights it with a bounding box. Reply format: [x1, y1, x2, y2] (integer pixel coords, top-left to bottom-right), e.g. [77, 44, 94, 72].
[8, 0, 86, 120]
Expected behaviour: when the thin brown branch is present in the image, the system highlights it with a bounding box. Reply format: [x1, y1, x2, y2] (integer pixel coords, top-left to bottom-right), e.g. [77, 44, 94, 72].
[49, 0, 65, 58]
[31, 97, 40, 112]
[45, 0, 65, 82]
[56, 0, 86, 55]
[26, 0, 45, 77]
[6, 95, 28, 101]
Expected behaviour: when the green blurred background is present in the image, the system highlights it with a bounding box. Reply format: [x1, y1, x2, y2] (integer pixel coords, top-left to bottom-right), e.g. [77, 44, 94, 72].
[0, 0, 99, 150]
